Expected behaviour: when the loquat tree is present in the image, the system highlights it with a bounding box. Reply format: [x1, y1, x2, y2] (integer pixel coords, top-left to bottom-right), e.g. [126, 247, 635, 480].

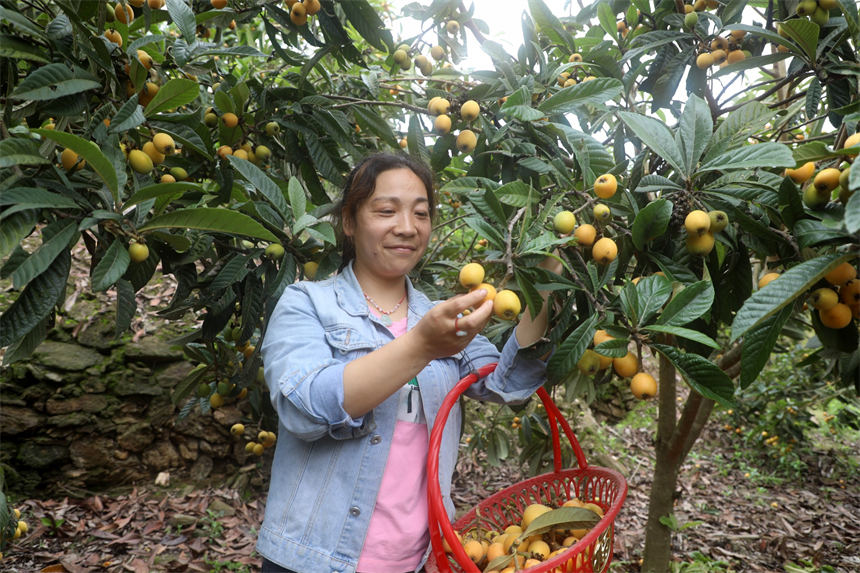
[0, 0, 858, 569]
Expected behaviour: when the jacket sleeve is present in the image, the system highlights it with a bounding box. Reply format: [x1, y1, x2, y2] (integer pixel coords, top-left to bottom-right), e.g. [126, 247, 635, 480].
[261, 284, 374, 441]
[459, 326, 549, 404]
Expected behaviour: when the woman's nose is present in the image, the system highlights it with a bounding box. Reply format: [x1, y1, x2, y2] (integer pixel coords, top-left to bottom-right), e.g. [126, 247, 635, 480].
[394, 212, 418, 235]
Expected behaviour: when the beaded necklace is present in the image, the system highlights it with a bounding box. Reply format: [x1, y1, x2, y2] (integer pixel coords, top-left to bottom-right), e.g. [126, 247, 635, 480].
[363, 291, 407, 326]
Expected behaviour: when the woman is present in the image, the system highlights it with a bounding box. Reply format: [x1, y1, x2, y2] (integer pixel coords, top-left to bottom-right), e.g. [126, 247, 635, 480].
[258, 153, 560, 572]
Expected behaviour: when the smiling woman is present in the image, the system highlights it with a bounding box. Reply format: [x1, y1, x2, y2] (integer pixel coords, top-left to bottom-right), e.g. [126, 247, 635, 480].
[256, 152, 560, 572]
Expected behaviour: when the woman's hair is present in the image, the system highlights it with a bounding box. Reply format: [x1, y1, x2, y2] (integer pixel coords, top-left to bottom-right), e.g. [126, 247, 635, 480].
[336, 153, 436, 267]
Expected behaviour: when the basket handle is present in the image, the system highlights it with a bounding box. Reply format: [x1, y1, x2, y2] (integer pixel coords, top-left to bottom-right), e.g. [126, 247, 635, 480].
[426, 363, 589, 572]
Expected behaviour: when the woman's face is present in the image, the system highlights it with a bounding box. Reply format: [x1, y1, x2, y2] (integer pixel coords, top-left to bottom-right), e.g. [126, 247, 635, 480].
[343, 168, 432, 282]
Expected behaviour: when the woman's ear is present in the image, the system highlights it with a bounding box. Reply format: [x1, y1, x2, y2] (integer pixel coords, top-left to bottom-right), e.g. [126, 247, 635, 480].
[342, 208, 354, 237]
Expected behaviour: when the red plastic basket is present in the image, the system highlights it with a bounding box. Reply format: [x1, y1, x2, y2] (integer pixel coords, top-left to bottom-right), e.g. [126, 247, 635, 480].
[426, 363, 627, 573]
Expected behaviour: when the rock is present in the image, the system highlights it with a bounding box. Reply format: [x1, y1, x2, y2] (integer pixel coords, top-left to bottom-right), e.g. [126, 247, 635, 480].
[212, 405, 242, 427]
[76, 320, 118, 350]
[17, 441, 69, 468]
[207, 498, 235, 517]
[69, 438, 114, 469]
[47, 412, 93, 428]
[189, 455, 213, 481]
[125, 337, 184, 362]
[46, 394, 110, 415]
[176, 438, 199, 461]
[170, 514, 198, 528]
[156, 361, 194, 388]
[33, 341, 104, 371]
[117, 422, 155, 453]
[142, 440, 180, 470]
[113, 377, 163, 397]
[0, 406, 45, 434]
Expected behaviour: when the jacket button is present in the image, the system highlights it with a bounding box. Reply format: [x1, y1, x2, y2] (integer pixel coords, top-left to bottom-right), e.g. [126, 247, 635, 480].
[349, 506, 361, 516]
[370, 435, 381, 444]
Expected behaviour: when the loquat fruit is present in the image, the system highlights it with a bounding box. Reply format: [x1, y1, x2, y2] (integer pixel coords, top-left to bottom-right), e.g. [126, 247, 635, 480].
[594, 173, 617, 199]
[630, 372, 658, 399]
[493, 290, 521, 320]
[592, 237, 618, 264]
[574, 223, 597, 246]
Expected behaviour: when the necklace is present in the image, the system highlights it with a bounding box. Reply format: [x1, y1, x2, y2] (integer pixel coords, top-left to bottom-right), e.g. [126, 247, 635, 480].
[363, 291, 407, 326]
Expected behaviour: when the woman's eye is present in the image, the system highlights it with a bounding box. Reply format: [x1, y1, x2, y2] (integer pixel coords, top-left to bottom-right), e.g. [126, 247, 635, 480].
[415, 211, 429, 218]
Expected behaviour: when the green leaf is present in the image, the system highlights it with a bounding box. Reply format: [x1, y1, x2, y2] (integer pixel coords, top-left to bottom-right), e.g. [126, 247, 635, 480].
[92, 239, 131, 292]
[845, 184, 860, 234]
[228, 156, 290, 220]
[193, 45, 265, 59]
[33, 129, 119, 199]
[496, 180, 537, 207]
[288, 178, 306, 220]
[618, 111, 686, 176]
[125, 181, 205, 207]
[209, 254, 251, 293]
[528, 0, 575, 51]
[643, 324, 720, 349]
[552, 124, 614, 185]
[0, 138, 50, 168]
[792, 141, 853, 164]
[353, 106, 398, 148]
[407, 114, 430, 164]
[0, 187, 79, 218]
[636, 274, 673, 326]
[730, 253, 847, 341]
[711, 53, 791, 80]
[520, 506, 601, 539]
[501, 86, 545, 122]
[11, 63, 100, 101]
[138, 208, 278, 242]
[0, 34, 49, 63]
[698, 142, 794, 174]
[115, 279, 136, 337]
[547, 314, 600, 382]
[0, 250, 70, 348]
[594, 338, 630, 358]
[538, 78, 623, 114]
[110, 94, 146, 133]
[740, 305, 792, 388]
[2, 315, 48, 365]
[677, 95, 712, 176]
[11, 221, 75, 289]
[165, 0, 196, 42]
[622, 30, 691, 62]
[0, 211, 36, 260]
[597, 1, 617, 39]
[657, 281, 714, 326]
[631, 198, 672, 250]
[339, 0, 393, 52]
[793, 219, 850, 248]
[144, 78, 199, 117]
[778, 17, 819, 62]
[708, 102, 775, 158]
[652, 344, 736, 407]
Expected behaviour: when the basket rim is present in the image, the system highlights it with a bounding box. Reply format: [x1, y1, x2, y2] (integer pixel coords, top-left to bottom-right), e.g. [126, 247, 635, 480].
[449, 465, 628, 556]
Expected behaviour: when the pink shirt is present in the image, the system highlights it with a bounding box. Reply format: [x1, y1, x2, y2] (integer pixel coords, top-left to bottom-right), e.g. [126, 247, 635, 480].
[357, 315, 429, 573]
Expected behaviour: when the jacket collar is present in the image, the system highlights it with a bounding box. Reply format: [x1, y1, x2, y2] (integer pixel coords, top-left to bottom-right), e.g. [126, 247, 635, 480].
[333, 260, 432, 319]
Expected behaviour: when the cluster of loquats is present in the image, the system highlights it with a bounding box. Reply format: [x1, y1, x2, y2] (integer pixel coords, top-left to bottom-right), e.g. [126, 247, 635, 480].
[426, 96, 482, 155]
[580, 330, 657, 400]
[283, 0, 322, 27]
[458, 262, 522, 321]
[446, 500, 605, 572]
[683, 208, 728, 256]
[791, 133, 859, 209]
[551, 174, 620, 265]
[236, 426, 276, 457]
[811, 262, 860, 328]
[792, 0, 842, 28]
[694, 32, 748, 71]
[0, 506, 29, 555]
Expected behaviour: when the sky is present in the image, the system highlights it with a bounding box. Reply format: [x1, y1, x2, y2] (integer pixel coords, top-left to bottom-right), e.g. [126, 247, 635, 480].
[390, 0, 572, 71]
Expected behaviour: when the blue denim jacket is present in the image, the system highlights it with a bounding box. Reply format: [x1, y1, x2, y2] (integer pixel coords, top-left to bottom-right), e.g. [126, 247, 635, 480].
[257, 261, 548, 572]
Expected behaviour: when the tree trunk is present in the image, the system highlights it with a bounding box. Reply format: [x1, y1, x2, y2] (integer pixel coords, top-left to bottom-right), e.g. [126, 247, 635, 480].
[640, 343, 744, 571]
[641, 348, 681, 572]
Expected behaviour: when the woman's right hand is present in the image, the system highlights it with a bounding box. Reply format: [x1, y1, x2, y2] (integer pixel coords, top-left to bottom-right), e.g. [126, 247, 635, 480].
[409, 288, 495, 361]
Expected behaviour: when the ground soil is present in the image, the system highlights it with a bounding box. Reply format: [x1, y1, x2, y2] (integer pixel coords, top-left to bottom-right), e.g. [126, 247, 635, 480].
[4, 416, 858, 573]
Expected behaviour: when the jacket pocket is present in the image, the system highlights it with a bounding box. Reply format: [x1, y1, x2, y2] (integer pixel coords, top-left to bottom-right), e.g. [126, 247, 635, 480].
[324, 325, 376, 355]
